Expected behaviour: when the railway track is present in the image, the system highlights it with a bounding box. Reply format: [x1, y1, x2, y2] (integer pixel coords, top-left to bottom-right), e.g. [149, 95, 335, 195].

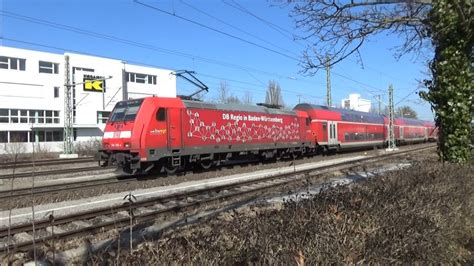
[0, 157, 94, 169]
[0, 143, 431, 198]
[0, 174, 122, 200]
[0, 166, 111, 180]
[0, 144, 435, 255]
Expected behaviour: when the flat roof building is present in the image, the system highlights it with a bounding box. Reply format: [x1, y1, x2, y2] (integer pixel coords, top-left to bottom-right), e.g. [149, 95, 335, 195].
[0, 46, 176, 154]
[341, 93, 372, 113]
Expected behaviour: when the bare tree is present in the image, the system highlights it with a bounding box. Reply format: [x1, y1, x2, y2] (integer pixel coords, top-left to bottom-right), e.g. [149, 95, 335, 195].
[217, 81, 229, 104]
[288, 0, 473, 163]
[242, 91, 253, 105]
[216, 80, 243, 104]
[290, 0, 432, 72]
[265, 80, 285, 107]
[396, 105, 418, 118]
[226, 95, 241, 104]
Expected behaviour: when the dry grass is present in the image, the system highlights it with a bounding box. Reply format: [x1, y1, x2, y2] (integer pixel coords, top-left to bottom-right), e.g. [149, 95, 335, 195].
[87, 160, 473, 264]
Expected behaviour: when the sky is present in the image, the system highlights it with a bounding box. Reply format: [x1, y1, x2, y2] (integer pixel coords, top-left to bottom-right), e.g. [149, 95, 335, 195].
[0, 0, 435, 120]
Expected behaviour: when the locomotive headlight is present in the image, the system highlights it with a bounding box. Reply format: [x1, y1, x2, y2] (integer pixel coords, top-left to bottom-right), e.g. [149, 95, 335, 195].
[124, 142, 131, 148]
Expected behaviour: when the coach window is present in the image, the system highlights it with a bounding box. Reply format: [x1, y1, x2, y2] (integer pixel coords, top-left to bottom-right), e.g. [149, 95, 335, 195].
[156, 108, 166, 121]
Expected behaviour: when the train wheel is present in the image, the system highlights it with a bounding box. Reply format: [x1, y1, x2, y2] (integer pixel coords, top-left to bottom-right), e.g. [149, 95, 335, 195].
[200, 160, 214, 170]
[164, 164, 178, 174]
[275, 151, 283, 161]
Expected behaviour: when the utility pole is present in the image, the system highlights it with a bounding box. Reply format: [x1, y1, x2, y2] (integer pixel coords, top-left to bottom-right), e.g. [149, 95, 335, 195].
[61, 55, 76, 158]
[375, 94, 382, 114]
[122, 61, 128, 100]
[326, 55, 331, 107]
[386, 84, 397, 151]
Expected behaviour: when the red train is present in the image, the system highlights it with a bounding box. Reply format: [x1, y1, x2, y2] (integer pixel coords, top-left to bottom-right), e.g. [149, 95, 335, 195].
[96, 97, 437, 174]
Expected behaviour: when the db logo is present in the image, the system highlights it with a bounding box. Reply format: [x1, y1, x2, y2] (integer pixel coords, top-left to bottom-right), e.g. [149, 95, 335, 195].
[114, 132, 121, 138]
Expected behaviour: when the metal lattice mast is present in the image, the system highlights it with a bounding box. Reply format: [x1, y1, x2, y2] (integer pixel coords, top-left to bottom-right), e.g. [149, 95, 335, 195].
[63, 55, 74, 154]
[326, 55, 331, 107]
[376, 94, 382, 114]
[387, 84, 396, 150]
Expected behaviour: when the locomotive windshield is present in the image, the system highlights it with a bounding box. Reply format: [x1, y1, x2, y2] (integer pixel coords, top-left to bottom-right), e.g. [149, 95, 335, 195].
[109, 99, 144, 122]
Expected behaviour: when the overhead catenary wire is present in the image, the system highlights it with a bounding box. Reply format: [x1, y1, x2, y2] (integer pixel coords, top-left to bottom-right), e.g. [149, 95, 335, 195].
[223, 0, 415, 86]
[180, 0, 299, 57]
[223, 0, 297, 42]
[1, 7, 408, 103]
[0, 11, 306, 83]
[0, 9, 390, 96]
[133, 0, 300, 62]
[132, 1, 401, 97]
[0, 37, 324, 101]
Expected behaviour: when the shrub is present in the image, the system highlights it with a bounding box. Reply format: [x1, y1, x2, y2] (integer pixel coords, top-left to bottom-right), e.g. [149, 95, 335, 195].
[74, 139, 102, 157]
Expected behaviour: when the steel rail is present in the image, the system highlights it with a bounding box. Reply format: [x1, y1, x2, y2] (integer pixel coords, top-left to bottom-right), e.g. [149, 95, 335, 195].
[0, 144, 435, 253]
[0, 157, 94, 169]
[0, 175, 123, 200]
[0, 166, 112, 180]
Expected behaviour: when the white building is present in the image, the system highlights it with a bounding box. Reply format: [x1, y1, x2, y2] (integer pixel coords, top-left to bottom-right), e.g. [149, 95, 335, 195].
[0, 46, 176, 153]
[341, 93, 372, 112]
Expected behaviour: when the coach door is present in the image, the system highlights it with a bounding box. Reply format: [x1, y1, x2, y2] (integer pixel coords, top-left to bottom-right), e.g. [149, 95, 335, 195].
[167, 108, 182, 150]
[327, 121, 338, 145]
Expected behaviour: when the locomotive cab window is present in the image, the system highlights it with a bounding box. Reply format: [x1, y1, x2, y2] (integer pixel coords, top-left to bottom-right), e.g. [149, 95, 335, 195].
[109, 99, 144, 122]
[156, 108, 166, 121]
[306, 117, 311, 126]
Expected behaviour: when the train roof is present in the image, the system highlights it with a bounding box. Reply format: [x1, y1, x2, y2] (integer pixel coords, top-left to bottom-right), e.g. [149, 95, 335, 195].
[183, 100, 298, 116]
[396, 117, 431, 126]
[294, 103, 385, 124]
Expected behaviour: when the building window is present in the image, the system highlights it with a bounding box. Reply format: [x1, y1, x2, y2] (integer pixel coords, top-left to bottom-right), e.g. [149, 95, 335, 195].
[0, 131, 7, 143]
[126, 72, 157, 85]
[97, 111, 111, 124]
[30, 129, 63, 142]
[54, 87, 60, 98]
[0, 56, 26, 71]
[53, 111, 60, 123]
[10, 109, 19, 123]
[72, 67, 94, 74]
[20, 110, 28, 123]
[10, 131, 28, 142]
[0, 109, 8, 123]
[39, 61, 59, 74]
[0, 108, 59, 124]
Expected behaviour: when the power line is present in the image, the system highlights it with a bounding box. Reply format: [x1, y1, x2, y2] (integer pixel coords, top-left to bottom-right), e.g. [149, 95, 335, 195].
[1, 9, 395, 100]
[395, 87, 420, 106]
[0, 10, 305, 82]
[133, 1, 398, 96]
[223, 0, 297, 42]
[180, 0, 298, 57]
[223, 1, 414, 86]
[133, 0, 299, 61]
[1, 37, 324, 101]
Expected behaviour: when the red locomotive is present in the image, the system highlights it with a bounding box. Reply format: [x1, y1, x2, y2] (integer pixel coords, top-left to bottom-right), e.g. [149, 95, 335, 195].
[97, 98, 437, 174]
[97, 96, 314, 174]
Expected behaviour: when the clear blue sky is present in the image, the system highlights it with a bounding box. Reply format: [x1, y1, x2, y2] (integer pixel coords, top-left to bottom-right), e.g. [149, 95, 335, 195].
[0, 0, 434, 120]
